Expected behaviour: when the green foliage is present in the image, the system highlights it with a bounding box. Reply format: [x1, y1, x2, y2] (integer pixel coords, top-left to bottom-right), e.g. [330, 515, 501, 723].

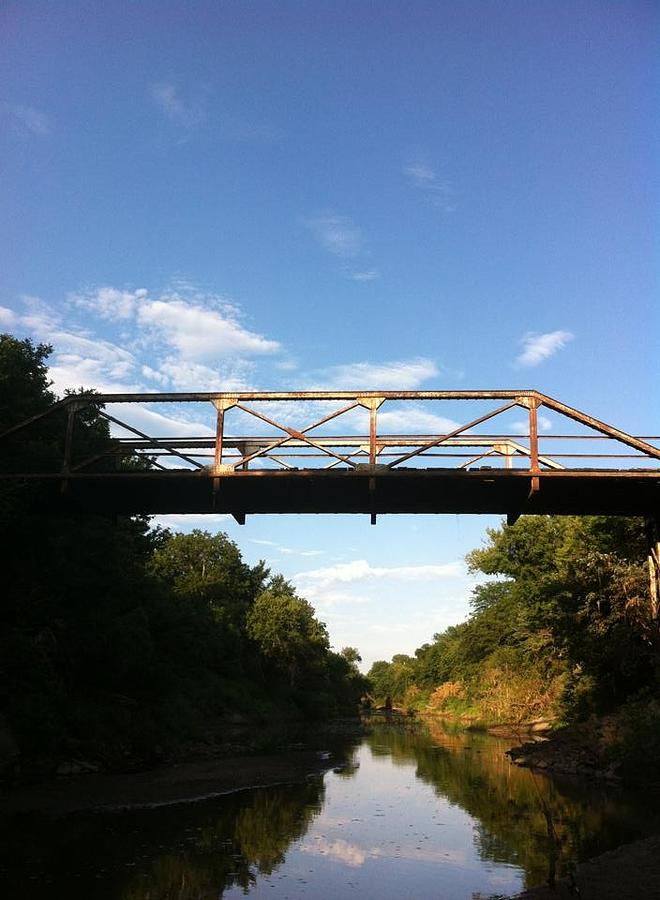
[0, 336, 366, 769]
[374, 515, 658, 726]
[0, 334, 54, 425]
[247, 583, 329, 687]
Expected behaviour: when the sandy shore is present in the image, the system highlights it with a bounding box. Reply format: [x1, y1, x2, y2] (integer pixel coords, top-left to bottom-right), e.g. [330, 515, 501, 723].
[0, 750, 332, 816]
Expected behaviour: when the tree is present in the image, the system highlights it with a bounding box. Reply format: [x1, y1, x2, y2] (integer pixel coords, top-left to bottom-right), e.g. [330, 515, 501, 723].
[340, 647, 362, 669]
[246, 583, 329, 687]
[149, 530, 268, 635]
[0, 334, 54, 427]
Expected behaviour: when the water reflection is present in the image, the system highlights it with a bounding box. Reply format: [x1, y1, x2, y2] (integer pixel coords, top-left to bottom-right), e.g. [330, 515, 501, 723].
[364, 718, 660, 890]
[1, 722, 659, 899]
[0, 777, 336, 900]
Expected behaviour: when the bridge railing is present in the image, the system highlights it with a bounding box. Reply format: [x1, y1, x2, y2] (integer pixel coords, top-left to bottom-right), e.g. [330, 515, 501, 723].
[1, 390, 659, 479]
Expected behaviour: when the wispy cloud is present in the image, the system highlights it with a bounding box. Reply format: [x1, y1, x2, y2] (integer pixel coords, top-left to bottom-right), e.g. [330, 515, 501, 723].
[403, 159, 454, 211]
[0, 306, 17, 326]
[319, 357, 438, 390]
[2, 102, 51, 137]
[306, 212, 380, 282]
[150, 81, 206, 128]
[295, 559, 464, 589]
[249, 538, 325, 558]
[307, 213, 363, 259]
[73, 286, 148, 320]
[378, 406, 459, 433]
[349, 269, 379, 282]
[516, 330, 574, 367]
[510, 415, 553, 434]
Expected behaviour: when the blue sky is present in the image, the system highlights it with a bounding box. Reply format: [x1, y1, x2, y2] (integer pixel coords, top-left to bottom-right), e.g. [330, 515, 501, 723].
[1, 1, 658, 668]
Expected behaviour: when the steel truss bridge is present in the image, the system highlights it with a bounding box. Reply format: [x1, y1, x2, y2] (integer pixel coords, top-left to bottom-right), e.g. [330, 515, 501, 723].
[2, 388, 659, 520]
[3, 387, 659, 614]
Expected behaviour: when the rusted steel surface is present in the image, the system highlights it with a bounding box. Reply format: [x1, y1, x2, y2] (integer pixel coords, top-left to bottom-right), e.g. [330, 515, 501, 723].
[1, 388, 659, 518]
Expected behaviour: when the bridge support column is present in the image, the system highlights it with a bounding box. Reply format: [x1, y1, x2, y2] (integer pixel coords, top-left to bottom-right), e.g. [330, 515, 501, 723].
[646, 517, 660, 620]
[357, 397, 385, 524]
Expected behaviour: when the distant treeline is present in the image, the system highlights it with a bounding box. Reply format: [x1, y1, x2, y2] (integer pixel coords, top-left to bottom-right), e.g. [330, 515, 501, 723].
[368, 500, 660, 769]
[0, 335, 367, 771]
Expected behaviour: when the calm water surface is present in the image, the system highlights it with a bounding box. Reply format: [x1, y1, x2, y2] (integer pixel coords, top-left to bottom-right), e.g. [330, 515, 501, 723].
[2, 720, 660, 899]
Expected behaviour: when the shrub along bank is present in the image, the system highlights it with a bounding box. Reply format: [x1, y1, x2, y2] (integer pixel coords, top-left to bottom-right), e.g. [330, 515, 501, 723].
[368, 515, 660, 783]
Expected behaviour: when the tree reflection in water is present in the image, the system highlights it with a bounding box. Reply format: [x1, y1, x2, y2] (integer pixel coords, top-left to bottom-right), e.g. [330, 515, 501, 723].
[364, 719, 660, 890]
[1, 724, 659, 898]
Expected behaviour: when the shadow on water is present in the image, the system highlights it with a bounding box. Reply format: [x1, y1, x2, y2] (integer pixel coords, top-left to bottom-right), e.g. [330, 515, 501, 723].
[0, 732, 363, 900]
[1, 779, 328, 899]
[1, 720, 659, 898]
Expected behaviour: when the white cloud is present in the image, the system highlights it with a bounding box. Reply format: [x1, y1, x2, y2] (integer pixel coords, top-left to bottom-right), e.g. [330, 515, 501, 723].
[0, 306, 17, 326]
[349, 269, 380, 282]
[301, 587, 373, 609]
[150, 82, 205, 128]
[156, 357, 253, 392]
[2, 102, 51, 136]
[378, 405, 460, 434]
[307, 213, 363, 259]
[321, 358, 438, 390]
[510, 415, 553, 434]
[108, 404, 214, 438]
[138, 298, 279, 360]
[295, 558, 464, 589]
[38, 331, 138, 394]
[150, 514, 232, 531]
[403, 159, 454, 212]
[49, 357, 137, 395]
[516, 330, 574, 367]
[74, 286, 148, 320]
[249, 538, 324, 558]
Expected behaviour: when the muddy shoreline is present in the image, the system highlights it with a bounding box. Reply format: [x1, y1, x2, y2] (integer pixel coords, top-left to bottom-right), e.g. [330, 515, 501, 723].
[512, 834, 660, 899]
[0, 749, 334, 816]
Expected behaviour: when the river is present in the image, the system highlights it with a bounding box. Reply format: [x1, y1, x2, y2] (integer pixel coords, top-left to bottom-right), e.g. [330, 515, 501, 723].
[2, 718, 660, 899]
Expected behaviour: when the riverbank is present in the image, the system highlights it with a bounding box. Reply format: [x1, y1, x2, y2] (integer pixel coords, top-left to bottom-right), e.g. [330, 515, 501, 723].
[513, 833, 660, 899]
[0, 748, 338, 815]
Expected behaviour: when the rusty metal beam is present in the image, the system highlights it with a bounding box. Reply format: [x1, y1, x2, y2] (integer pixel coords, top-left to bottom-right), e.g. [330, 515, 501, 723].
[98, 411, 205, 469]
[538, 393, 660, 460]
[63, 390, 542, 404]
[387, 401, 519, 469]
[0, 395, 78, 441]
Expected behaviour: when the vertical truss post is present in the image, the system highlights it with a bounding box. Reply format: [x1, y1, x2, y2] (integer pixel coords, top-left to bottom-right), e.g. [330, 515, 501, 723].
[211, 398, 237, 494]
[357, 397, 385, 467]
[214, 408, 225, 470]
[517, 395, 542, 495]
[62, 402, 78, 475]
[646, 517, 660, 620]
[61, 401, 81, 495]
[358, 398, 385, 525]
[369, 403, 378, 466]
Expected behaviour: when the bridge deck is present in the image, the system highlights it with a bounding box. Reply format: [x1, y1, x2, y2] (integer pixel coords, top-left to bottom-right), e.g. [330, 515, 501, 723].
[13, 467, 660, 518]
